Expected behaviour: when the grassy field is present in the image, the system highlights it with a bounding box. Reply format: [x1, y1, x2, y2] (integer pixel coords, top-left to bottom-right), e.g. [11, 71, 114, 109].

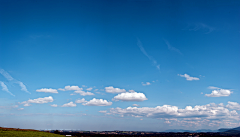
[0, 128, 64, 137]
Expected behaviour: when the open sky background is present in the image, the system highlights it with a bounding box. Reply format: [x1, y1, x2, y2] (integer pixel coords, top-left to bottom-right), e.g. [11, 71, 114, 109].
[0, 0, 240, 131]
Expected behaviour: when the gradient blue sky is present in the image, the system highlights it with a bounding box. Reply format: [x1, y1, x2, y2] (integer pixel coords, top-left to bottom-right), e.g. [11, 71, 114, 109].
[0, 0, 240, 131]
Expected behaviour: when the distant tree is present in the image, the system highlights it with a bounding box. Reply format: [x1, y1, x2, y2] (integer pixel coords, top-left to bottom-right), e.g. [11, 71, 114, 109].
[54, 130, 60, 134]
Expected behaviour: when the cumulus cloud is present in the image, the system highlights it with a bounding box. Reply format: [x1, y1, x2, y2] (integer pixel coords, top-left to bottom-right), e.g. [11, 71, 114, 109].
[58, 85, 94, 96]
[133, 104, 140, 107]
[0, 81, 15, 96]
[20, 96, 54, 106]
[74, 90, 94, 96]
[164, 40, 183, 55]
[142, 82, 151, 86]
[104, 103, 240, 122]
[62, 102, 76, 107]
[105, 86, 126, 93]
[75, 98, 87, 103]
[178, 74, 199, 81]
[113, 92, 148, 101]
[51, 104, 58, 107]
[128, 90, 135, 93]
[137, 38, 160, 71]
[64, 85, 82, 91]
[205, 88, 232, 97]
[18, 108, 24, 110]
[36, 88, 58, 93]
[83, 98, 112, 106]
[86, 87, 93, 91]
[226, 102, 240, 110]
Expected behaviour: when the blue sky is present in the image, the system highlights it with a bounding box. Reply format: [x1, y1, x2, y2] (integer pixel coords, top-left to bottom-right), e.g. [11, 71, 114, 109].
[0, 0, 240, 131]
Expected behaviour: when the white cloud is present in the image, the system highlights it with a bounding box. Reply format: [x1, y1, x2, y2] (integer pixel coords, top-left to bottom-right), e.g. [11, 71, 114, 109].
[226, 102, 240, 110]
[62, 102, 76, 107]
[86, 87, 93, 91]
[51, 104, 58, 107]
[83, 98, 112, 106]
[104, 102, 240, 121]
[64, 85, 82, 91]
[82, 85, 87, 87]
[18, 108, 24, 110]
[0, 81, 15, 96]
[133, 104, 140, 107]
[113, 92, 148, 101]
[142, 82, 151, 86]
[74, 90, 94, 96]
[58, 88, 65, 91]
[178, 74, 199, 81]
[105, 86, 126, 93]
[20, 96, 54, 106]
[36, 88, 58, 93]
[94, 89, 98, 91]
[75, 98, 87, 103]
[137, 38, 160, 71]
[128, 90, 135, 93]
[208, 86, 220, 89]
[59, 85, 94, 96]
[205, 88, 232, 97]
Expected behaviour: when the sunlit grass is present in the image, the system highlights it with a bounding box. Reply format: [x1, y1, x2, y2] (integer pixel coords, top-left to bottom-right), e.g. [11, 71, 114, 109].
[0, 129, 64, 137]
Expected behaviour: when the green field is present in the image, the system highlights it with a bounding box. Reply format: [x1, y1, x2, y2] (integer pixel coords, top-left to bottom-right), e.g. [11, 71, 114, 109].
[0, 130, 64, 137]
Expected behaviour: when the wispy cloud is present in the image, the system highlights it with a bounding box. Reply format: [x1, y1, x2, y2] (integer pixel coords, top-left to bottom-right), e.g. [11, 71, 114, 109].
[0, 81, 15, 96]
[164, 40, 183, 55]
[184, 23, 215, 34]
[0, 69, 30, 94]
[178, 74, 200, 81]
[137, 38, 160, 71]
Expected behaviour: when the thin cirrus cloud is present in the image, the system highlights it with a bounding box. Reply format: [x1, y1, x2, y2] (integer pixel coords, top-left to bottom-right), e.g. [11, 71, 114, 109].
[36, 88, 58, 93]
[205, 87, 232, 97]
[0, 69, 30, 94]
[164, 40, 183, 55]
[184, 23, 215, 34]
[20, 96, 54, 106]
[178, 74, 200, 81]
[0, 81, 15, 96]
[83, 98, 112, 106]
[105, 86, 126, 93]
[137, 38, 160, 71]
[113, 92, 148, 101]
